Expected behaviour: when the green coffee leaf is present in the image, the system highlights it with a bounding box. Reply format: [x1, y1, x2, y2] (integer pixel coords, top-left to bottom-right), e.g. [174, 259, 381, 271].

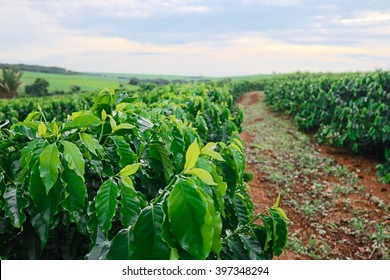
[106, 227, 132, 260]
[64, 114, 101, 131]
[227, 236, 248, 260]
[272, 195, 288, 220]
[95, 179, 119, 235]
[211, 166, 227, 217]
[269, 208, 288, 256]
[201, 188, 222, 256]
[115, 103, 128, 111]
[170, 127, 185, 170]
[112, 123, 135, 133]
[108, 205, 171, 260]
[186, 168, 217, 186]
[232, 194, 250, 224]
[62, 166, 87, 225]
[261, 215, 274, 252]
[39, 143, 61, 194]
[86, 227, 110, 260]
[3, 186, 28, 229]
[62, 141, 85, 179]
[273, 207, 288, 221]
[37, 121, 46, 137]
[119, 184, 144, 227]
[201, 150, 225, 161]
[131, 205, 171, 260]
[118, 163, 141, 177]
[53, 123, 60, 139]
[120, 176, 134, 189]
[109, 115, 116, 131]
[240, 234, 268, 260]
[30, 162, 62, 248]
[80, 132, 103, 156]
[111, 136, 137, 168]
[201, 142, 217, 153]
[150, 142, 174, 184]
[168, 177, 213, 259]
[19, 139, 43, 177]
[25, 111, 40, 122]
[161, 198, 177, 249]
[273, 194, 281, 208]
[86, 201, 98, 247]
[183, 139, 200, 171]
[101, 109, 107, 121]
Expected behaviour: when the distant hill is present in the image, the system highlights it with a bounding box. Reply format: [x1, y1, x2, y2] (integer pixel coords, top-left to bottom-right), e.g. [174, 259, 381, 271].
[0, 63, 77, 75]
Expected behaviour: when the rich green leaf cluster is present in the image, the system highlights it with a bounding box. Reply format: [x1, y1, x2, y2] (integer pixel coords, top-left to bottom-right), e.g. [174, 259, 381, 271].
[0, 93, 95, 127]
[264, 71, 390, 183]
[0, 84, 288, 259]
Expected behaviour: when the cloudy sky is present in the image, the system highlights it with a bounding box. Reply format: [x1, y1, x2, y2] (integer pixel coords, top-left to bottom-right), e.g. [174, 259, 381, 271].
[1, 0, 389, 76]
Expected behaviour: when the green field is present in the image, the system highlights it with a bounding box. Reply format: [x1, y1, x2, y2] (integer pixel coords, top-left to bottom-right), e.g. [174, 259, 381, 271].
[19, 71, 217, 94]
[20, 71, 136, 94]
[19, 70, 272, 95]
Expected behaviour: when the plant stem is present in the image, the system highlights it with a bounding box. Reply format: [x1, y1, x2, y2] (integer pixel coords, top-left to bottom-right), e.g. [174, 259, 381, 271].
[222, 209, 267, 242]
[98, 121, 105, 143]
[137, 117, 167, 159]
[151, 175, 178, 205]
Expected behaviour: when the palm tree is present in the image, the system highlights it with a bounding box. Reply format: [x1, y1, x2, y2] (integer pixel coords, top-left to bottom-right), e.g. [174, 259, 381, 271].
[0, 67, 23, 99]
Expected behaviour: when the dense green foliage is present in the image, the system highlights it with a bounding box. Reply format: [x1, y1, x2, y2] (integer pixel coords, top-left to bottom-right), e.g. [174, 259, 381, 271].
[128, 77, 201, 86]
[0, 92, 95, 127]
[264, 71, 390, 183]
[0, 79, 266, 127]
[0, 84, 288, 259]
[25, 78, 50, 97]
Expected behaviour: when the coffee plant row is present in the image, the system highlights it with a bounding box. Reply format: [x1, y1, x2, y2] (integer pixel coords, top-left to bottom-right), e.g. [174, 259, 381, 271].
[0, 80, 267, 127]
[0, 84, 287, 259]
[264, 71, 390, 183]
[0, 92, 95, 127]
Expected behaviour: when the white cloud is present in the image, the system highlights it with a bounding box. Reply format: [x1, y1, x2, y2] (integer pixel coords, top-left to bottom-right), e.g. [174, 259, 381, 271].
[334, 11, 390, 26]
[1, 1, 389, 75]
[9, 0, 211, 19]
[243, 0, 301, 7]
[176, 5, 210, 13]
[3, 22, 389, 75]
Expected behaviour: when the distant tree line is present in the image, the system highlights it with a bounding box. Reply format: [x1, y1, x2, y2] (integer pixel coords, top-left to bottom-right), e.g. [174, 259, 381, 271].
[0, 63, 77, 75]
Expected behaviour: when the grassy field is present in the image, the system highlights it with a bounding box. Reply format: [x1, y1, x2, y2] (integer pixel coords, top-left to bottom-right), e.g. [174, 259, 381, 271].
[19, 71, 220, 94]
[20, 71, 137, 94]
[19, 70, 272, 94]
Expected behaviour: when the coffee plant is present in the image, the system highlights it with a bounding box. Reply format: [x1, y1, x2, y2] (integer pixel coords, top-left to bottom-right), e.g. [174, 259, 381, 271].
[0, 92, 95, 128]
[264, 71, 390, 183]
[0, 84, 288, 259]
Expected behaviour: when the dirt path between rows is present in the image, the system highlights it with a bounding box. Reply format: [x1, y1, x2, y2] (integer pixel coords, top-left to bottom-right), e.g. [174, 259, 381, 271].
[239, 92, 389, 260]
